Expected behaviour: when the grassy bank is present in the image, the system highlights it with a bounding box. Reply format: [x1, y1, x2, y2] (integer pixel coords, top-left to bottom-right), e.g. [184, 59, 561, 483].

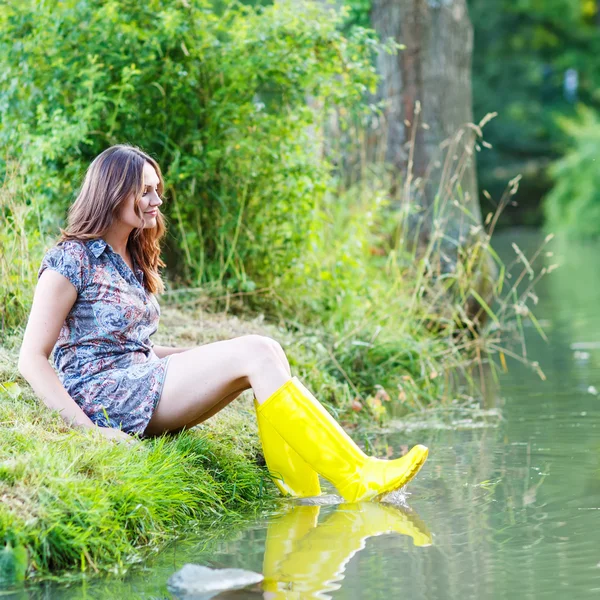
[0, 307, 266, 584]
[0, 301, 387, 585]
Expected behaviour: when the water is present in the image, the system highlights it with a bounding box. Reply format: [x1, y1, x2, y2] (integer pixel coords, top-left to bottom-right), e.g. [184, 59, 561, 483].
[6, 229, 600, 599]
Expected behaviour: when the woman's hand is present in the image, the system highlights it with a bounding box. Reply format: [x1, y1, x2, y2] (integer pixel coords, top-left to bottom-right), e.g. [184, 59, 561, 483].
[94, 426, 137, 444]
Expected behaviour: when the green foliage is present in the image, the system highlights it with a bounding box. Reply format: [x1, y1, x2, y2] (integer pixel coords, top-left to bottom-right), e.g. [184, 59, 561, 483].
[343, 0, 372, 28]
[543, 105, 600, 238]
[0, 0, 381, 289]
[468, 0, 600, 224]
[269, 142, 546, 420]
[280, 172, 441, 406]
[0, 165, 48, 340]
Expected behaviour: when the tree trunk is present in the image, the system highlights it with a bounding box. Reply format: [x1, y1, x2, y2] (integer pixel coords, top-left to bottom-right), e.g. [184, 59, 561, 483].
[371, 0, 481, 251]
[370, 0, 497, 328]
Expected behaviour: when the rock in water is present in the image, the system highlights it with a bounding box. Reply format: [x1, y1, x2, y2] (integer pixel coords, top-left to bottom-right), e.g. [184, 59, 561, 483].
[167, 563, 264, 599]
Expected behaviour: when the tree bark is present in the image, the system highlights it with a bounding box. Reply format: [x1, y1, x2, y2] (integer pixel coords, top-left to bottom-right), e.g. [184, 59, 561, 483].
[370, 0, 497, 328]
[371, 0, 481, 249]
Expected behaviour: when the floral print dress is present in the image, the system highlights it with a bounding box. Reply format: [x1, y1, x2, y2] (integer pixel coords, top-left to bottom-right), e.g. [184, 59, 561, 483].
[37, 238, 172, 435]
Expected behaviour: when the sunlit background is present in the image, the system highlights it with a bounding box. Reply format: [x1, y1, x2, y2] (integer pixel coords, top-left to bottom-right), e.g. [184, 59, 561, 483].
[1, 1, 600, 598]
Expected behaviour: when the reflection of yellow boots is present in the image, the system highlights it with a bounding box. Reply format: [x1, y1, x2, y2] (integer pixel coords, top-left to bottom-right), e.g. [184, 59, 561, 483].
[262, 504, 321, 596]
[262, 502, 432, 599]
[257, 377, 428, 502]
[254, 398, 321, 497]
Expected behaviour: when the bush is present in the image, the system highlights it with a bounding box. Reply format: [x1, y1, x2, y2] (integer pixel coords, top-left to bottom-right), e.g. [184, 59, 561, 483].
[0, 164, 48, 340]
[543, 105, 600, 238]
[0, 0, 382, 289]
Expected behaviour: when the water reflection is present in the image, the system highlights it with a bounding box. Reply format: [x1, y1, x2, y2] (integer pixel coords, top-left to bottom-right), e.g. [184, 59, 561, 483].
[262, 502, 431, 599]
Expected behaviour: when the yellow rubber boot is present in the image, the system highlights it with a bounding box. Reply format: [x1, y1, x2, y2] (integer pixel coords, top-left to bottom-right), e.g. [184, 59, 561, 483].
[262, 502, 431, 598]
[254, 398, 321, 498]
[257, 377, 429, 502]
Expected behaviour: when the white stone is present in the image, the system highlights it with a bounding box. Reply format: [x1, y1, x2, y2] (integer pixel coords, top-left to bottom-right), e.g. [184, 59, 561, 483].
[167, 563, 264, 600]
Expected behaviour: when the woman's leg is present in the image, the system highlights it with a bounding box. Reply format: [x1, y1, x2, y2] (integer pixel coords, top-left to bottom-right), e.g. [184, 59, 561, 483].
[144, 334, 291, 436]
[156, 384, 249, 436]
[144, 333, 427, 502]
[169, 339, 295, 433]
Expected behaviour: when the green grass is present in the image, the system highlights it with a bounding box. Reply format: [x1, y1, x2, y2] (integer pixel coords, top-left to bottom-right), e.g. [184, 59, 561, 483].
[0, 336, 280, 583]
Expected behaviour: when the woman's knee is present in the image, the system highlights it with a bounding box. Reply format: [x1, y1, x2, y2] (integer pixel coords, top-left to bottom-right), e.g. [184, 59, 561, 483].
[239, 334, 287, 374]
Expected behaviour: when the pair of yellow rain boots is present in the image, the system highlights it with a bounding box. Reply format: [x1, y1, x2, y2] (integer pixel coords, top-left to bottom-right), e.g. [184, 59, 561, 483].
[253, 376, 428, 502]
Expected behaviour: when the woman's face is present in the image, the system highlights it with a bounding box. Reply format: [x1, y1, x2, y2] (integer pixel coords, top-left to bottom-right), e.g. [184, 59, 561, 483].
[118, 161, 163, 229]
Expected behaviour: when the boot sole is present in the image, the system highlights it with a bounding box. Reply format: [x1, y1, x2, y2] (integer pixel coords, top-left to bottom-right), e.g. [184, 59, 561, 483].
[372, 446, 429, 502]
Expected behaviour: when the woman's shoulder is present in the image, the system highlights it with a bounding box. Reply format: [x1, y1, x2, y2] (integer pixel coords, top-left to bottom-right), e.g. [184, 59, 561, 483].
[41, 239, 92, 266]
[38, 238, 93, 291]
[44, 238, 91, 257]
[56, 238, 87, 250]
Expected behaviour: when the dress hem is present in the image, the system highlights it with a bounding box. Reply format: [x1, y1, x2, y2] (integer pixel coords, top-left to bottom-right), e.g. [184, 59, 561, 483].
[139, 354, 173, 437]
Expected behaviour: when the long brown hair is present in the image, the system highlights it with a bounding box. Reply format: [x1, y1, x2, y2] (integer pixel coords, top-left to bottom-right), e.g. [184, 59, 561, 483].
[58, 144, 167, 295]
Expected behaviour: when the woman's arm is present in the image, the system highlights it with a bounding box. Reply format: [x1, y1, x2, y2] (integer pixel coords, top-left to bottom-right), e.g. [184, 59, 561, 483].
[18, 358, 129, 441]
[19, 355, 96, 429]
[152, 344, 190, 359]
[19, 268, 129, 440]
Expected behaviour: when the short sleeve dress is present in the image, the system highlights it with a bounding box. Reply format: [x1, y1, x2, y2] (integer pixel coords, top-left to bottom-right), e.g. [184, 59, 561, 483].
[37, 238, 173, 436]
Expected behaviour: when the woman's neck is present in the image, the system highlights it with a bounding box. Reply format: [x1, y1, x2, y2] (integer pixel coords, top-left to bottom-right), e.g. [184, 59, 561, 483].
[101, 227, 131, 257]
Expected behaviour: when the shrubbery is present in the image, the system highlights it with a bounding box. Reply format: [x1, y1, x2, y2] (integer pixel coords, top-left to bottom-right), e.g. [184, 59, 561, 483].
[1, 0, 541, 413]
[543, 105, 600, 238]
[0, 0, 381, 289]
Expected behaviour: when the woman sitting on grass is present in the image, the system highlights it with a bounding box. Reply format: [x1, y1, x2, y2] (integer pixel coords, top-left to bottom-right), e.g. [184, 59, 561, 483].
[18, 144, 428, 503]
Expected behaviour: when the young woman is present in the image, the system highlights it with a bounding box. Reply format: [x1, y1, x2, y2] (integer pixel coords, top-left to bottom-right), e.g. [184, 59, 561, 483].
[18, 144, 428, 502]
